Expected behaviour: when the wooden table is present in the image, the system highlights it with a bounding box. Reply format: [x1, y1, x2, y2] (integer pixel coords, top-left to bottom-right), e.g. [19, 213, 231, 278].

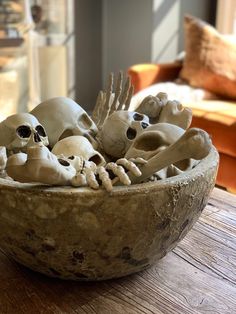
[0, 188, 235, 314]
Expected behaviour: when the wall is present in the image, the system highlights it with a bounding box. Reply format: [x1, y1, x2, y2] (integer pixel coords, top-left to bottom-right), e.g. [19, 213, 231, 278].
[74, 0, 103, 112]
[75, 0, 217, 112]
[102, 0, 153, 86]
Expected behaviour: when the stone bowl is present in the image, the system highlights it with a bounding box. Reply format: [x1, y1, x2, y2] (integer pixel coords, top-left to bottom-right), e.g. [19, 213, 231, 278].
[0, 147, 219, 281]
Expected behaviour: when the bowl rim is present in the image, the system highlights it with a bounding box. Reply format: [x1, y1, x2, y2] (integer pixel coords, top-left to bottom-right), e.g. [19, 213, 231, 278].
[0, 147, 219, 196]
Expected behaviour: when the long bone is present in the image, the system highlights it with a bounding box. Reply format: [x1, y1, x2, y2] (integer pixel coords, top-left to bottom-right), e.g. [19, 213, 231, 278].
[6, 145, 76, 185]
[114, 128, 212, 185]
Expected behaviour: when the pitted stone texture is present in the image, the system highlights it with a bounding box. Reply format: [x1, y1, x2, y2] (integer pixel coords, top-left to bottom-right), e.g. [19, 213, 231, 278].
[0, 148, 219, 280]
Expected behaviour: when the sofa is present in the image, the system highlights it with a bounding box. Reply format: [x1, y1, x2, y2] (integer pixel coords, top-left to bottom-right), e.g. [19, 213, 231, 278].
[128, 14, 236, 193]
[128, 61, 236, 193]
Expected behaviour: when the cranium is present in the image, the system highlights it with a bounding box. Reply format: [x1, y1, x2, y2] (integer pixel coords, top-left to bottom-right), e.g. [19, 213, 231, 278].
[124, 123, 195, 176]
[0, 113, 48, 153]
[100, 110, 150, 158]
[125, 123, 185, 161]
[51, 135, 105, 167]
[121, 128, 212, 184]
[31, 97, 98, 148]
[158, 100, 192, 130]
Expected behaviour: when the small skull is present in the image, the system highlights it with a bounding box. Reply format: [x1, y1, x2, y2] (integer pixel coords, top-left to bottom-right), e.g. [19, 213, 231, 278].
[158, 100, 192, 130]
[100, 110, 150, 158]
[125, 123, 185, 161]
[125, 123, 194, 177]
[51, 135, 105, 167]
[0, 113, 48, 153]
[31, 97, 98, 148]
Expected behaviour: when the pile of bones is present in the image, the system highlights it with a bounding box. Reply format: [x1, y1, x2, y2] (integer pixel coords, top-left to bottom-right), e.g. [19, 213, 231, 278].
[0, 72, 212, 192]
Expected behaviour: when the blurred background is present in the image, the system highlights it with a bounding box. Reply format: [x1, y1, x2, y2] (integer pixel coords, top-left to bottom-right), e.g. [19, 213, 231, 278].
[0, 0, 235, 119]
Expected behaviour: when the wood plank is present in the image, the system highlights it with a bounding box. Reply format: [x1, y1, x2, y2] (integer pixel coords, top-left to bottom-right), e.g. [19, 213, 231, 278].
[0, 188, 235, 314]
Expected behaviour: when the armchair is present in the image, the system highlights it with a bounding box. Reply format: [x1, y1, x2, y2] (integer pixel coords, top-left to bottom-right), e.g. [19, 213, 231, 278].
[128, 62, 236, 193]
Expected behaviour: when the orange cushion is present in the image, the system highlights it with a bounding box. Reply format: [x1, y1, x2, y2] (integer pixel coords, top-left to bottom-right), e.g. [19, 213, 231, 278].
[128, 63, 181, 93]
[187, 100, 236, 158]
[216, 153, 236, 191]
[180, 15, 236, 99]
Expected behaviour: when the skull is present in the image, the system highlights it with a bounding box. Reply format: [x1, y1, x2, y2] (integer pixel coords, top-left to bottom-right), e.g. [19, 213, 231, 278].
[158, 100, 192, 130]
[0, 113, 48, 153]
[51, 135, 106, 167]
[125, 123, 185, 161]
[100, 111, 150, 158]
[31, 97, 98, 148]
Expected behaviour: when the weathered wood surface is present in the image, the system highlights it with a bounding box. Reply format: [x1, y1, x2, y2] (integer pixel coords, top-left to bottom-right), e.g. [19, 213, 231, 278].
[0, 188, 235, 314]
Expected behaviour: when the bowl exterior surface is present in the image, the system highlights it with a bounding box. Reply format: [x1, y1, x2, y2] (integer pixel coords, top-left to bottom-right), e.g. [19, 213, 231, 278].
[0, 148, 219, 280]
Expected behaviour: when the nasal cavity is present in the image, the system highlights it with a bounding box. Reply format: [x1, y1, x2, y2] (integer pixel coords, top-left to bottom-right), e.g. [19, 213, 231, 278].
[141, 122, 149, 129]
[34, 132, 42, 143]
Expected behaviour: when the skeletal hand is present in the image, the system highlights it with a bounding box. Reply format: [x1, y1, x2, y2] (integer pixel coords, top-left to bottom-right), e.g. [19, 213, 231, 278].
[71, 158, 145, 192]
[92, 72, 134, 129]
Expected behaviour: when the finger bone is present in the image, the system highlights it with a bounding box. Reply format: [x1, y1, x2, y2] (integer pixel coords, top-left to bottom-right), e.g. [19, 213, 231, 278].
[97, 166, 113, 192]
[83, 167, 99, 189]
[116, 158, 141, 177]
[71, 173, 87, 187]
[106, 163, 131, 185]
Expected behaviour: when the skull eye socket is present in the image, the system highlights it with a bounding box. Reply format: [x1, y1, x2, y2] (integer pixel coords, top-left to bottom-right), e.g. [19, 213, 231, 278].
[133, 113, 144, 121]
[68, 156, 75, 160]
[126, 127, 137, 140]
[58, 158, 70, 167]
[35, 125, 46, 137]
[78, 113, 93, 130]
[16, 125, 31, 138]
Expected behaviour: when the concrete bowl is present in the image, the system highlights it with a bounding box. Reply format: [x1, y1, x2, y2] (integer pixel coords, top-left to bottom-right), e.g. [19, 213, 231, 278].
[0, 147, 219, 280]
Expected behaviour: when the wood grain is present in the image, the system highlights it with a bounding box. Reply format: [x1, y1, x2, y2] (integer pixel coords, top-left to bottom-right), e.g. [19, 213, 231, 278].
[0, 188, 235, 314]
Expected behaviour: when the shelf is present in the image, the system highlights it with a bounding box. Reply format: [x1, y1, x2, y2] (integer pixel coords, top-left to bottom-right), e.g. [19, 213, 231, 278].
[0, 37, 24, 48]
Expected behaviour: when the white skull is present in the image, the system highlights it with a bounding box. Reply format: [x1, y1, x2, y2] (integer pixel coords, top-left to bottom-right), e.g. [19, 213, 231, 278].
[0, 113, 48, 152]
[100, 111, 150, 158]
[31, 97, 98, 148]
[125, 123, 185, 161]
[158, 100, 192, 130]
[52, 135, 105, 167]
